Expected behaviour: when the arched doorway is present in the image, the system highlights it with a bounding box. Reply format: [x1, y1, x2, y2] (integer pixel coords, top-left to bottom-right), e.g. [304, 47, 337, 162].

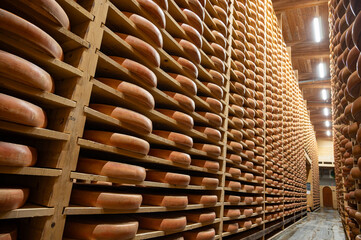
[323, 186, 333, 207]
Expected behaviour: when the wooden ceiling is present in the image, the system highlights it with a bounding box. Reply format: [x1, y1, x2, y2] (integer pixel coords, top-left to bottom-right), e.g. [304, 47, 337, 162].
[272, 0, 331, 139]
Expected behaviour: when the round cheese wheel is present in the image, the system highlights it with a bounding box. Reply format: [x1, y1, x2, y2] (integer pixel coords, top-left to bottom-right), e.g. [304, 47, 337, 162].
[225, 209, 241, 218]
[243, 197, 253, 204]
[0, 50, 54, 92]
[212, 18, 227, 36]
[124, 12, 163, 47]
[243, 209, 253, 217]
[164, 91, 195, 111]
[172, 56, 198, 78]
[230, 117, 244, 129]
[142, 194, 188, 208]
[77, 158, 146, 181]
[71, 189, 142, 209]
[175, 38, 201, 64]
[83, 130, 150, 155]
[0, 93, 47, 128]
[64, 220, 138, 240]
[225, 195, 240, 204]
[186, 212, 216, 223]
[200, 97, 223, 113]
[227, 167, 241, 176]
[230, 129, 243, 141]
[0, 9, 63, 59]
[168, 73, 197, 94]
[109, 56, 157, 87]
[0, 141, 37, 167]
[353, 12, 361, 51]
[242, 173, 254, 181]
[146, 170, 190, 186]
[243, 185, 254, 192]
[116, 33, 160, 67]
[207, 69, 224, 86]
[152, 0, 168, 10]
[212, 30, 226, 48]
[152, 130, 193, 147]
[157, 109, 194, 129]
[138, 216, 186, 231]
[231, 105, 245, 117]
[183, 228, 215, 240]
[180, 23, 202, 48]
[193, 143, 221, 156]
[188, 0, 205, 20]
[347, 46, 359, 72]
[224, 223, 238, 233]
[190, 176, 219, 187]
[211, 56, 225, 73]
[232, 94, 245, 107]
[182, 9, 203, 34]
[97, 78, 155, 109]
[191, 159, 219, 170]
[198, 112, 222, 127]
[194, 126, 221, 141]
[211, 42, 226, 61]
[227, 154, 242, 163]
[226, 180, 241, 189]
[188, 194, 218, 205]
[214, 6, 228, 25]
[148, 149, 191, 165]
[135, 0, 166, 28]
[90, 104, 152, 134]
[0, 188, 29, 211]
[205, 82, 223, 99]
[229, 141, 243, 152]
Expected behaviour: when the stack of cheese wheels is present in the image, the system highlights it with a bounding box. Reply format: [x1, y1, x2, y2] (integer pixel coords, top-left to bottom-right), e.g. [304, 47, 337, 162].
[64, 218, 139, 240]
[329, 0, 361, 235]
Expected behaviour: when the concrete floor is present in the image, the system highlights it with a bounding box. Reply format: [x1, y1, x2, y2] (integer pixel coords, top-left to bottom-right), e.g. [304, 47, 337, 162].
[272, 208, 345, 240]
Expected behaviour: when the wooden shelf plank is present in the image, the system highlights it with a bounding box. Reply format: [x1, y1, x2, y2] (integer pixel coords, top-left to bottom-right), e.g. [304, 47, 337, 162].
[0, 166, 62, 177]
[0, 205, 54, 219]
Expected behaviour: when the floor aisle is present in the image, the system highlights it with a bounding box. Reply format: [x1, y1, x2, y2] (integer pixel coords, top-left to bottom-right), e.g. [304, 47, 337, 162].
[272, 208, 345, 240]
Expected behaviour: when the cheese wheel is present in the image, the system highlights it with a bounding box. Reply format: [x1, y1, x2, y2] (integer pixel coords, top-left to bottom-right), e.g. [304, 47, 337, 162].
[230, 117, 244, 129]
[109, 56, 157, 87]
[225, 195, 240, 204]
[193, 143, 221, 156]
[243, 209, 253, 217]
[347, 46, 360, 72]
[224, 223, 238, 233]
[152, 130, 193, 147]
[148, 149, 191, 165]
[124, 12, 163, 47]
[229, 141, 243, 152]
[152, 0, 168, 10]
[212, 30, 226, 48]
[226, 181, 241, 189]
[0, 9, 63, 59]
[214, 6, 228, 25]
[97, 78, 154, 109]
[198, 112, 222, 127]
[194, 126, 221, 141]
[211, 42, 226, 61]
[135, 0, 166, 28]
[164, 91, 195, 111]
[157, 109, 194, 129]
[244, 161, 253, 169]
[142, 194, 188, 208]
[180, 23, 202, 48]
[188, 194, 218, 205]
[0, 188, 29, 211]
[191, 159, 219, 170]
[182, 9, 203, 34]
[183, 228, 215, 240]
[230, 129, 243, 141]
[211, 56, 225, 73]
[242, 173, 254, 181]
[0, 93, 47, 128]
[200, 97, 223, 113]
[186, 211, 216, 223]
[0, 141, 37, 167]
[205, 82, 223, 99]
[83, 130, 150, 155]
[227, 154, 242, 163]
[243, 197, 253, 204]
[227, 167, 241, 176]
[353, 12, 361, 51]
[207, 69, 224, 86]
[168, 73, 197, 94]
[77, 158, 146, 182]
[175, 38, 201, 64]
[213, 18, 227, 36]
[64, 220, 138, 240]
[0, 226, 17, 240]
[146, 170, 190, 186]
[0, 50, 53, 92]
[243, 185, 254, 192]
[172, 56, 198, 78]
[190, 176, 219, 187]
[225, 209, 241, 218]
[188, 0, 205, 20]
[115, 33, 160, 67]
[138, 216, 186, 231]
[240, 220, 252, 229]
[71, 189, 142, 209]
[90, 104, 152, 134]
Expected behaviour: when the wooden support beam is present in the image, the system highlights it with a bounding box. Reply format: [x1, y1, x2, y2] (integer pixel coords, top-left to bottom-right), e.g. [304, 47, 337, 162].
[297, 72, 331, 81]
[299, 79, 331, 89]
[306, 102, 331, 108]
[291, 50, 330, 59]
[273, 0, 328, 13]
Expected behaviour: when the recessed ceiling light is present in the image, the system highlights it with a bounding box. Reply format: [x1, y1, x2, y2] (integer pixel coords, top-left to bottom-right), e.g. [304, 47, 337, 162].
[325, 121, 330, 127]
[326, 130, 331, 136]
[318, 62, 326, 78]
[321, 89, 328, 100]
[323, 108, 330, 116]
[313, 17, 322, 42]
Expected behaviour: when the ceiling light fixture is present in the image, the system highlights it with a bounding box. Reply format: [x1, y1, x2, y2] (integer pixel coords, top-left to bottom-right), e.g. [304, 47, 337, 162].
[321, 89, 328, 100]
[318, 62, 326, 78]
[326, 130, 331, 136]
[323, 108, 330, 116]
[325, 121, 330, 127]
[313, 17, 322, 42]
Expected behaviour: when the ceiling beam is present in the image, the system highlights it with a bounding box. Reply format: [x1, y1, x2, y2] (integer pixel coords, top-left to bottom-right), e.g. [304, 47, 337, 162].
[306, 101, 331, 108]
[297, 72, 331, 81]
[273, 0, 329, 13]
[291, 50, 330, 59]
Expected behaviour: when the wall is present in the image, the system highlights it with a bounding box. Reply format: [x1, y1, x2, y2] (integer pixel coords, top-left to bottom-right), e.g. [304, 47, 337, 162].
[317, 139, 334, 165]
[320, 186, 337, 209]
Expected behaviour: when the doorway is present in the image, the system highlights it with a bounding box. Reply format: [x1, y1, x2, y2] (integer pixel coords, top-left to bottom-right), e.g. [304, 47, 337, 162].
[323, 186, 333, 207]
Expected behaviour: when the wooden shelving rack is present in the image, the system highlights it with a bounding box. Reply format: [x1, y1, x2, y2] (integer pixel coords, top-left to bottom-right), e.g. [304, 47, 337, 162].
[0, 0, 317, 239]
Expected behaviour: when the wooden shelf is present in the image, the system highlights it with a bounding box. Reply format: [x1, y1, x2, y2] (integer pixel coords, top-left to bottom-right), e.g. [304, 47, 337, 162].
[0, 204, 54, 219]
[0, 166, 62, 177]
